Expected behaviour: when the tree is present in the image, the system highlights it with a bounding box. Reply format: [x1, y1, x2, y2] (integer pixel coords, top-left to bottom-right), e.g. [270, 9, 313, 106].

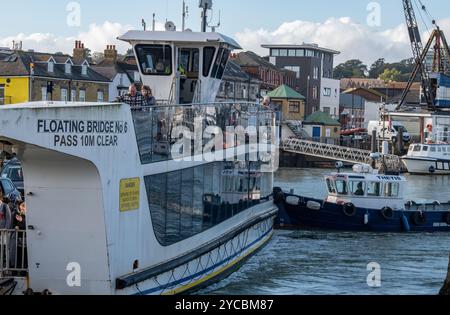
[334, 59, 368, 79]
[379, 68, 403, 82]
[91, 52, 104, 64]
[369, 58, 386, 79]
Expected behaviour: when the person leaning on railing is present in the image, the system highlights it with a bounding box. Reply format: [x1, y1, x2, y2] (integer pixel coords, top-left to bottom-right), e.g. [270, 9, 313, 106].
[116, 84, 145, 108]
[0, 187, 12, 230]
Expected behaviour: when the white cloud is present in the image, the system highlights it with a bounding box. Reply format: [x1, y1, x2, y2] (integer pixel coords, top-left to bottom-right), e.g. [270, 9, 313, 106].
[235, 17, 450, 66]
[0, 21, 166, 55]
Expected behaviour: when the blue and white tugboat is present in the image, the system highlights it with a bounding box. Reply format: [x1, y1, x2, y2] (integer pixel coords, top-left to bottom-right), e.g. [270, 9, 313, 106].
[275, 164, 450, 232]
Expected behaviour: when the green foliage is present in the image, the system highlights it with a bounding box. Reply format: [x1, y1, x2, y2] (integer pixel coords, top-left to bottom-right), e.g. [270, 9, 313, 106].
[334, 59, 368, 79]
[379, 68, 403, 82]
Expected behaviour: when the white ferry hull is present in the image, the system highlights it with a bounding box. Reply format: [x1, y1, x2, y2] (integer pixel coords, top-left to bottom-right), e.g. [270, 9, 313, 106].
[402, 157, 450, 175]
[0, 102, 278, 295]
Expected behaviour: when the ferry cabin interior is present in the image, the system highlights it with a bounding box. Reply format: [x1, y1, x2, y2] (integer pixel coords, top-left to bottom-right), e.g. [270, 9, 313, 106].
[118, 31, 242, 104]
[325, 173, 406, 210]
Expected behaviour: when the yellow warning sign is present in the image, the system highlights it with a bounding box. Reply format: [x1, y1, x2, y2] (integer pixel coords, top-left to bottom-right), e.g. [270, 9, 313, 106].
[119, 178, 140, 212]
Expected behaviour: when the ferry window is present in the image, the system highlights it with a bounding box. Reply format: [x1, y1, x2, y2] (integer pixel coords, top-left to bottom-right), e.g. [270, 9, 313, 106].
[350, 181, 366, 196]
[136, 44, 172, 76]
[422, 146, 429, 152]
[203, 47, 216, 77]
[385, 183, 400, 198]
[413, 146, 421, 152]
[430, 147, 436, 152]
[335, 180, 348, 195]
[367, 182, 381, 197]
[326, 179, 336, 194]
[145, 161, 272, 246]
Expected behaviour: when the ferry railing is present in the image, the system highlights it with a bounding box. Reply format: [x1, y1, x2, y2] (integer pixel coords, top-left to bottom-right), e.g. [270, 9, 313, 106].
[281, 138, 401, 171]
[131, 101, 278, 165]
[0, 229, 28, 278]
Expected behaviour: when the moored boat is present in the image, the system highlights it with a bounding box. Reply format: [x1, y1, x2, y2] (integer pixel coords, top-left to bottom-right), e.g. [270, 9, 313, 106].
[275, 164, 450, 232]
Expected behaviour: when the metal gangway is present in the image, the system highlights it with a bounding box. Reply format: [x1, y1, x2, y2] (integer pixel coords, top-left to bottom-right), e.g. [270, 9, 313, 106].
[281, 138, 402, 171]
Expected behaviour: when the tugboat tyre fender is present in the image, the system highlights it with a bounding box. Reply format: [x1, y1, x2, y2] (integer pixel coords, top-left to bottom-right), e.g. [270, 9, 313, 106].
[412, 211, 427, 226]
[444, 212, 450, 225]
[429, 166, 436, 174]
[381, 207, 394, 220]
[343, 203, 357, 217]
[273, 187, 285, 204]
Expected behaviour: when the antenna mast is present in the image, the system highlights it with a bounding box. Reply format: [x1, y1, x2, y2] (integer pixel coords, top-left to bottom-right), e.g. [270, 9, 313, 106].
[199, 0, 213, 32]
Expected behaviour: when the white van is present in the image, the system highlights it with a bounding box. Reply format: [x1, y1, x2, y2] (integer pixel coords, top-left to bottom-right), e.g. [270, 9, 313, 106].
[367, 121, 411, 143]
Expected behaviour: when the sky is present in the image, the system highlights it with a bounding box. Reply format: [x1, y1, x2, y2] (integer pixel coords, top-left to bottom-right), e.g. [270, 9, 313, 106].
[2, 0, 450, 65]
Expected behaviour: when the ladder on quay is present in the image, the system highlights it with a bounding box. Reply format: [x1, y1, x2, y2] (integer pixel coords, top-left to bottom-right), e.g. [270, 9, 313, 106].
[281, 138, 402, 171]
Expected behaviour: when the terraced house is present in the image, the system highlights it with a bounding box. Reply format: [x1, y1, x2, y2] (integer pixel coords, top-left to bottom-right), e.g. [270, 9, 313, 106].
[0, 41, 110, 105]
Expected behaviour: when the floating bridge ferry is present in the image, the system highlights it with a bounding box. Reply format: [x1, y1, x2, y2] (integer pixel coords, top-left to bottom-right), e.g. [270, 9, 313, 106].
[275, 164, 450, 232]
[0, 28, 279, 295]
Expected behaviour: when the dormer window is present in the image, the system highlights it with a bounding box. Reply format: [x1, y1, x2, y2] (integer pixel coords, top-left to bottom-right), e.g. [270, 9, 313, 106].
[47, 58, 55, 73]
[81, 60, 89, 76]
[65, 59, 73, 75]
[134, 71, 140, 82]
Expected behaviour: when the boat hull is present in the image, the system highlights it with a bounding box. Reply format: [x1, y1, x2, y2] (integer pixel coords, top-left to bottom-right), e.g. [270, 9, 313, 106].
[277, 195, 450, 233]
[402, 157, 450, 175]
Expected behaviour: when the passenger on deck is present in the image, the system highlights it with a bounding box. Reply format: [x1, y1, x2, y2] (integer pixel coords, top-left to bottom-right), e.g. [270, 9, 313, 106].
[0, 188, 12, 229]
[354, 182, 365, 196]
[141, 85, 156, 107]
[117, 84, 145, 108]
[9, 201, 27, 272]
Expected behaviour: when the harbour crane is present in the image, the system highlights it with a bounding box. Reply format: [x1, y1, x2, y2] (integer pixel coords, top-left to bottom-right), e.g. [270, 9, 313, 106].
[397, 0, 450, 111]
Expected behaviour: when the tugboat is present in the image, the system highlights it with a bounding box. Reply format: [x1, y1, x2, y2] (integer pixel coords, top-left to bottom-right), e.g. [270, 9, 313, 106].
[275, 163, 450, 232]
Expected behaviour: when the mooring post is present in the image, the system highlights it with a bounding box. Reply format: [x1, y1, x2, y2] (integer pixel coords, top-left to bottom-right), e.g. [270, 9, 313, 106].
[440, 253, 450, 295]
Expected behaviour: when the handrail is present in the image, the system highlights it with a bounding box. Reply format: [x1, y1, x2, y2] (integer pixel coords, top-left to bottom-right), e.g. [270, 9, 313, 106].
[0, 229, 28, 278]
[281, 138, 401, 171]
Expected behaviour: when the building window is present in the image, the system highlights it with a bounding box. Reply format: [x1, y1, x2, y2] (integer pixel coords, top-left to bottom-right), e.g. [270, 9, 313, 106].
[61, 88, 68, 102]
[284, 66, 300, 79]
[288, 49, 296, 57]
[296, 49, 305, 57]
[313, 67, 319, 79]
[97, 90, 104, 102]
[279, 49, 288, 57]
[289, 101, 301, 113]
[79, 90, 86, 102]
[323, 107, 331, 115]
[323, 87, 332, 97]
[271, 49, 280, 57]
[41, 87, 47, 101]
[306, 50, 314, 57]
[47, 61, 54, 73]
[133, 71, 140, 82]
[119, 74, 124, 86]
[313, 86, 318, 100]
[82, 65, 88, 76]
[65, 62, 72, 75]
[135, 44, 173, 76]
[71, 89, 77, 102]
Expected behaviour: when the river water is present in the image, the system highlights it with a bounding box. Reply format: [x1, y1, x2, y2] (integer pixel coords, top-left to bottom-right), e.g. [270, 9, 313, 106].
[201, 168, 450, 295]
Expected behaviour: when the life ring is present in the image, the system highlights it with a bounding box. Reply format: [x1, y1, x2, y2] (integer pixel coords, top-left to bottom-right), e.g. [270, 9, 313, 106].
[444, 212, 450, 225]
[412, 211, 427, 226]
[429, 166, 436, 174]
[343, 203, 357, 217]
[381, 207, 394, 220]
[273, 187, 285, 204]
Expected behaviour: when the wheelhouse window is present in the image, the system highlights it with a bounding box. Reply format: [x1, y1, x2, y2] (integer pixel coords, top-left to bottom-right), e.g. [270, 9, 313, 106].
[385, 182, 400, 198]
[211, 47, 230, 80]
[136, 44, 172, 75]
[203, 47, 216, 77]
[367, 182, 381, 197]
[326, 179, 336, 194]
[350, 181, 366, 196]
[335, 180, 348, 195]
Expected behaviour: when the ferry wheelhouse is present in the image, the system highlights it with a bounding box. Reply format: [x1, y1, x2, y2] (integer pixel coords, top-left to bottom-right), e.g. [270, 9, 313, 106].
[275, 164, 450, 232]
[0, 29, 279, 295]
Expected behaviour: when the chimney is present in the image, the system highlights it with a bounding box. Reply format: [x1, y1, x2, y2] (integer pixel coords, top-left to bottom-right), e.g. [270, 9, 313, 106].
[73, 40, 87, 61]
[104, 45, 118, 62]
